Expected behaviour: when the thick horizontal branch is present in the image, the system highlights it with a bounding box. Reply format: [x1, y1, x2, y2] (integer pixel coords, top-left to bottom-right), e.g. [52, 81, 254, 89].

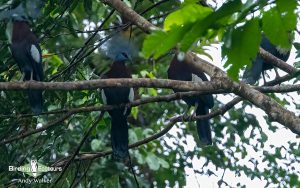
[0, 79, 218, 91]
[52, 97, 243, 167]
[0, 79, 299, 94]
[0, 82, 298, 120]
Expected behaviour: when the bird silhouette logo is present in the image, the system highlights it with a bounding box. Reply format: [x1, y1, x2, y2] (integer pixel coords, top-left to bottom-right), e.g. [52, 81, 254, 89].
[30, 159, 38, 178]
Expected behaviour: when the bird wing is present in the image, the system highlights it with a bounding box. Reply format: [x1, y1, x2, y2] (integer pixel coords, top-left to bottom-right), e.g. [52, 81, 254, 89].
[25, 39, 43, 81]
[191, 72, 214, 109]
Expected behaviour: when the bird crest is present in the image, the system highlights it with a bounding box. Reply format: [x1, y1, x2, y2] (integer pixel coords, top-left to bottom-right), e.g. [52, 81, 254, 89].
[101, 34, 138, 62]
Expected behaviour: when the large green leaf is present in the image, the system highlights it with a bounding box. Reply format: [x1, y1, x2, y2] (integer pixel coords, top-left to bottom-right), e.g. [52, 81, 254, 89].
[164, 3, 212, 31]
[223, 18, 261, 80]
[262, 0, 297, 48]
[142, 25, 192, 58]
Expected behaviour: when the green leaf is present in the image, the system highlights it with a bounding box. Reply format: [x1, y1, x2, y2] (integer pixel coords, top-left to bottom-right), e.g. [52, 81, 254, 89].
[212, 0, 242, 21]
[84, 0, 93, 14]
[172, 0, 242, 51]
[260, 132, 268, 142]
[91, 139, 102, 151]
[164, 3, 212, 31]
[180, 20, 207, 51]
[293, 42, 300, 50]
[142, 25, 191, 58]
[294, 61, 300, 68]
[147, 88, 157, 96]
[131, 106, 139, 119]
[104, 175, 121, 188]
[262, 0, 297, 48]
[142, 30, 167, 58]
[136, 151, 146, 165]
[129, 129, 138, 143]
[158, 158, 170, 168]
[146, 153, 160, 170]
[223, 18, 261, 80]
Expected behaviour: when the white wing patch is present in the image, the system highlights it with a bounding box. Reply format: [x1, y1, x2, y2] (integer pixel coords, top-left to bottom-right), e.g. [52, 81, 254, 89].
[192, 74, 202, 82]
[101, 89, 107, 105]
[128, 88, 134, 102]
[30, 45, 41, 63]
[276, 46, 289, 55]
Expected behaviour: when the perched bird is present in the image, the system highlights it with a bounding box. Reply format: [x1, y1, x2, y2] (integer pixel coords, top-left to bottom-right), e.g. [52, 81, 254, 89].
[101, 35, 135, 160]
[6, 18, 43, 115]
[167, 53, 214, 145]
[242, 35, 291, 84]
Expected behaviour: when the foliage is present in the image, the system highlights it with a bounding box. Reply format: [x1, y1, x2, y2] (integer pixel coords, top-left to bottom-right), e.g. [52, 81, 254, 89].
[0, 0, 299, 187]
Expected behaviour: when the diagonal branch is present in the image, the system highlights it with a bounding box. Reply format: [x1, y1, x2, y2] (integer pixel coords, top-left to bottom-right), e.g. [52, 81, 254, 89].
[102, 0, 159, 33]
[0, 112, 73, 145]
[259, 47, 298, 75]
[49, 9, 115, 81]
[185, 52, 300, 134]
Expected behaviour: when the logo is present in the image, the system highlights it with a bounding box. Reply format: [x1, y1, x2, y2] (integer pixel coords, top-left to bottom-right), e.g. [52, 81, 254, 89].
[8, 159, 62, 184]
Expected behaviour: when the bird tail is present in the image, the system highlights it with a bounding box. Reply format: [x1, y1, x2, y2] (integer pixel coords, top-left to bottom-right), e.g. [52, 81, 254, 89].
[110, 113, 129, 160]
[196, 105, 212, 145]
[27, 89, 43, 115]
[242, 57, 263, 85]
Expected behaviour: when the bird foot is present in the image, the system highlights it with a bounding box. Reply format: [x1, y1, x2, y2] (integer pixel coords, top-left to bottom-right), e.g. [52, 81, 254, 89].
[274, 68, 281, 85]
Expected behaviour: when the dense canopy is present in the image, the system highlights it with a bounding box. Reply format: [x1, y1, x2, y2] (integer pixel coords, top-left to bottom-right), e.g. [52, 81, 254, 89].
[0, 0, 299, 187]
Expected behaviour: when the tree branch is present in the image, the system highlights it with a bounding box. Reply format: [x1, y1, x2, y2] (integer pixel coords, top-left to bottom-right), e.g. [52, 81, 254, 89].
[0, 91, 224, 145]
[0, 91, 223, 118]
[265, 71, 300, 86]
[259, 47, 298, 75]
[0, 112, 73, 145]
[185, 53, 300, 134]
[51, 97, 243, 167]
[0, 79, 217, 91]
[0, 83, 298, 119]
[49, 9, 115, 81]
[0, 79, 299, 93]
[52, 113, 104, 186]
[102, 0, 159, 33]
